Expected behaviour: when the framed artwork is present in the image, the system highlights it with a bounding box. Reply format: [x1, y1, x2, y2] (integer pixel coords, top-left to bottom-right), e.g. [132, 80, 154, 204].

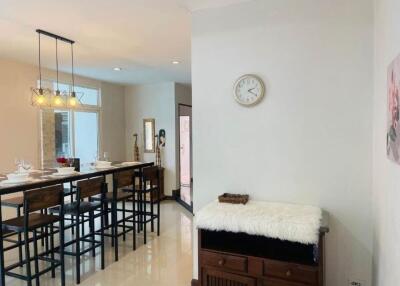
[143, 118, 155, 153]
[159, 129, 166, 147]
[387, 54, 400, 164]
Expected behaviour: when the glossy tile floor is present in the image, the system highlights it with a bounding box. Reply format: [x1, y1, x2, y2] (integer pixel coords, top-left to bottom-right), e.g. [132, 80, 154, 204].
[5, 201, 193, 286]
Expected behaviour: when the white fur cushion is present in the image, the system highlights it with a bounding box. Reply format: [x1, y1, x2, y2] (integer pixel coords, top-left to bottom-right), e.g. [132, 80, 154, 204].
[195, 200, 322, 244]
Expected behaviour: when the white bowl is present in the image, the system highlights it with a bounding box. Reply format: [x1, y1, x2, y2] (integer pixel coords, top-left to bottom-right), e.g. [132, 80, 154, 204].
[95, 161, 112, 167]
[6, 172, 30, 182]
[56, 167, 76, 174]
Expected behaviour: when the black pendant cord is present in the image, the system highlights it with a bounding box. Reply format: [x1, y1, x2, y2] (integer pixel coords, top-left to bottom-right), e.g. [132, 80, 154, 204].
[71, 43, 75, 94]
[38, 33, 42, 89]
[56, 39, 59, 92]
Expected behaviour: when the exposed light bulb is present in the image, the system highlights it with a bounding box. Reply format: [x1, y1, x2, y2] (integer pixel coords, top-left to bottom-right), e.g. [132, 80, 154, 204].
[69, 97, 77, 107]
[54, 97, 62, 106]
[37, 96, 45, 104]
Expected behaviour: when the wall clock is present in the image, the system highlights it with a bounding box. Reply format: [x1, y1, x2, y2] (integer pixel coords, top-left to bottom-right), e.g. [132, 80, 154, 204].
[233, 74, 265, 106]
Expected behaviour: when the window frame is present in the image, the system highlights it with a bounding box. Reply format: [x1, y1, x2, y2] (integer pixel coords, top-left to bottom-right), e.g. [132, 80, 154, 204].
[39, 79, 102, 165]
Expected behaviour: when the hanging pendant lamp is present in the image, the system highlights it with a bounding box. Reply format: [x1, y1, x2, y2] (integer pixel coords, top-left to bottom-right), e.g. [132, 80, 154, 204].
[67, 42, 82, 108]
[31, 32, 51, 107]
[51, 38, 66, 108]
[31, 29, 82, 109]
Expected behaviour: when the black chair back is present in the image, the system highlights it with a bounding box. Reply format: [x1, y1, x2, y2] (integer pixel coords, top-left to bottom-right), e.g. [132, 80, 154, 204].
[114, 170, 135, 188]
[72, 158, 80, 172]
[142, 166, 160, 189]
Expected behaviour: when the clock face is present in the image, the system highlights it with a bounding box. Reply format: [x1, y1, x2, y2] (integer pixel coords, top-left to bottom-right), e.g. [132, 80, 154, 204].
[233, 75, 265, 106]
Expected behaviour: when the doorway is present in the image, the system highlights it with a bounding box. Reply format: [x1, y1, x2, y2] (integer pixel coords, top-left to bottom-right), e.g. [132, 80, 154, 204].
[178, 104, 192, 211]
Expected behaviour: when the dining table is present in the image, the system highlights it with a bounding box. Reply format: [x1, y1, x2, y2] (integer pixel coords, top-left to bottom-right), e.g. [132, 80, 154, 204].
[0, 161, 154, 286]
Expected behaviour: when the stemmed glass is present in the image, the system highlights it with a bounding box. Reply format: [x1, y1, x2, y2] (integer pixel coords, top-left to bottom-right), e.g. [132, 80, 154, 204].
[103, 152, 109, 162]
[14, 158, 21, 171]
[21, 161, 32, 172]
[14, 158, 31, 173]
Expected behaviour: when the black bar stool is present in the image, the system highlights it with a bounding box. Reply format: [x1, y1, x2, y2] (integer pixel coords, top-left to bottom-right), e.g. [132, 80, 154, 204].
[51, 177, 105, 284]
[2, 185, 65, 286]
[101, 169, 136, 261]
[1, 197, 52, 256]
[135, 166, 161, 244]
[1, 197, 24, 264]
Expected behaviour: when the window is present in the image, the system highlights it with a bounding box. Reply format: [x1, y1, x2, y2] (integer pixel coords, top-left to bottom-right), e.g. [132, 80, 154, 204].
[74, 86, 99, 106]
[40, 81, 101, 167]
[74, 111, 99, 165]
[54, 110, 71, 157]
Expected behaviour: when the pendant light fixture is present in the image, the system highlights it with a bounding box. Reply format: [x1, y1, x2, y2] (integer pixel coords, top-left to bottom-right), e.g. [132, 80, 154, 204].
[31, 29, 82, 109]
[31, 32, 51, 107]
[51, 38, 66, 107]
[67, 42, 81, 108]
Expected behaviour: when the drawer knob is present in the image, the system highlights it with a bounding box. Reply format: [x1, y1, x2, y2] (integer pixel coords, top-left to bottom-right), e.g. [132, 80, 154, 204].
[286, 270, 292, 277]
[218, 259, 225, 266]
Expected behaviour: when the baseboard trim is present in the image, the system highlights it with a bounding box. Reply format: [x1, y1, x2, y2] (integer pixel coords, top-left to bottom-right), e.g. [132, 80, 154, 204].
[172, 188, 180, 198]
[191, 279, 199, 286]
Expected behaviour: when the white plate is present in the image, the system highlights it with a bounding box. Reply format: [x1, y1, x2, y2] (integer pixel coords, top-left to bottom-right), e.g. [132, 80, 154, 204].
[120, 161, 141, 166]
[50, 171, 79, 177]
[92, 166, 115, 170]
[0, 178, 32, 185]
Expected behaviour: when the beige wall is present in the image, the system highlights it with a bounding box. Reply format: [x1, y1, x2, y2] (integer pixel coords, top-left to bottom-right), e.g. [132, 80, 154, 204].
[0, 58, 42, 172]
[100, 82, 126, 161]
[0, 57, 126, 172]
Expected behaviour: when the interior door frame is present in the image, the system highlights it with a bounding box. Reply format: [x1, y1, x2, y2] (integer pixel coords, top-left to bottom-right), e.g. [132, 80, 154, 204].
[177, 103, 193, 212]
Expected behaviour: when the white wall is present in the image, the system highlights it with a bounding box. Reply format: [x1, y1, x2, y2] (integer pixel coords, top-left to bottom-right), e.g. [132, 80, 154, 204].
[192, 1, 373, 285]
[0, 58, 126, 172]
[125, 83, 192, 196]
[372, 0, 400, 285]
[125, 83, 176, 195]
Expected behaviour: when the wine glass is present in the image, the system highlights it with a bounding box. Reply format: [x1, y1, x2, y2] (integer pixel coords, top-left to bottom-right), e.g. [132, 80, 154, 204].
[14, 158, 22, 173]
[14, 158, 21, 167]
[21, 160, 32, 172]
[103, 152, 109, 162]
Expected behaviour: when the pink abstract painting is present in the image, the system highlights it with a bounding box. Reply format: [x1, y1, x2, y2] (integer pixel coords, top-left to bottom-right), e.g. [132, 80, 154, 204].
[387, 54, 400, 164]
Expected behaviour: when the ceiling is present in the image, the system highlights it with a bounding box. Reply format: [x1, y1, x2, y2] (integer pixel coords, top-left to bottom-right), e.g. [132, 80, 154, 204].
[0, 0, 251, 85]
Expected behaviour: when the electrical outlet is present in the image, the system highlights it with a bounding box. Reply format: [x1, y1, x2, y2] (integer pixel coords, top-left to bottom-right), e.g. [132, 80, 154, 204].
[349, 279, 364, 286]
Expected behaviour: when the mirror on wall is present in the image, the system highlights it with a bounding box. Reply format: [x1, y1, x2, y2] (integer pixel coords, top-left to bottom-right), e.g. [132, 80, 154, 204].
[143, 118, 155, 153]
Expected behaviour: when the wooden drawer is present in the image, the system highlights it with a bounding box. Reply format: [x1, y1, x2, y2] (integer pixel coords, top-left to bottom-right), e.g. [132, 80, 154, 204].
[260, 277, 309, 286]
[201, 250, 248, 273]
[202, 268, 256, 286]
[263, 259, 318, 285]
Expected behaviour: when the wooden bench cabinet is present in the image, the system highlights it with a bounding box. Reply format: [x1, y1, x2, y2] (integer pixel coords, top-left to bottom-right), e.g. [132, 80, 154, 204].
[195, 228, 328, 286]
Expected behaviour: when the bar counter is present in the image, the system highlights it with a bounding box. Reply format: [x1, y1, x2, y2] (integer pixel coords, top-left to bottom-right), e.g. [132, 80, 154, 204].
[0, 161, 154, 286]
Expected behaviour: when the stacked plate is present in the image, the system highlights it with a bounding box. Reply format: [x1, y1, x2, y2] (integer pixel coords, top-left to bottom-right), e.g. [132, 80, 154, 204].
[1, 172, 31, 185]
[51, 167, 78, 177]
[120, 161, 141, 166]
[94, 161, 113, 169]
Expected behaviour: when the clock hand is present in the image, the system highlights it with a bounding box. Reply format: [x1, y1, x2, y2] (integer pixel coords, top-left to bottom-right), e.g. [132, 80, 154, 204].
[248, 89, 257, 96]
